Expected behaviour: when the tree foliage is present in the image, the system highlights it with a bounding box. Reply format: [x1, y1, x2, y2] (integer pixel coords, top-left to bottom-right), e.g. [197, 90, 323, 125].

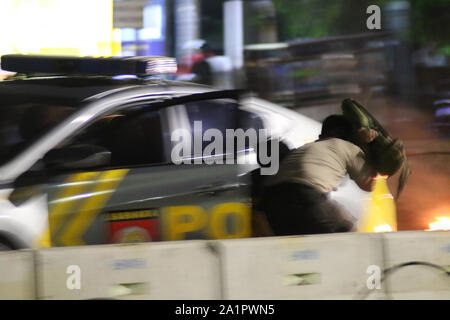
[271, 0, 449, 47]
[409, 0, 450, 46]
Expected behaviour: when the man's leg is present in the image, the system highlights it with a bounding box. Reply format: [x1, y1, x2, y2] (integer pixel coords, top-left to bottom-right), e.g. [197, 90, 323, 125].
[314, 196, 357, 233]
[261, 183, 356, 235]
[261, 183, 329, 235]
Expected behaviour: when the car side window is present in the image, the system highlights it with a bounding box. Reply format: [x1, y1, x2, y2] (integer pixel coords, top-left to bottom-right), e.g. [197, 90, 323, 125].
[237, 109, 265, 132]
[185, 99, 237, 142]
[63, 108, 166, 168]
[184, 100, 266, 159]
[105, 110, 165, 166]
[184, 99, 237, 159]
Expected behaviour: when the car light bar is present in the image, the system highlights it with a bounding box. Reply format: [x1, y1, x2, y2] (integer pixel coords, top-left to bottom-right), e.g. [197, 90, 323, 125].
[0, 54, 177, 76]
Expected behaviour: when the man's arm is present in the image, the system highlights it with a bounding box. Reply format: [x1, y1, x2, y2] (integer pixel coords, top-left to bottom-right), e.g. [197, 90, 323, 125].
[356, 127, 378, 155]
[347, 148, 378, 192]
[355, 167, 377, 192]
[347, 127, 378, 191]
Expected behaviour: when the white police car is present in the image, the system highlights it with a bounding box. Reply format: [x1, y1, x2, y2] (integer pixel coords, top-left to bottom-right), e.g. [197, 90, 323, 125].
[0, 54, 392, 249]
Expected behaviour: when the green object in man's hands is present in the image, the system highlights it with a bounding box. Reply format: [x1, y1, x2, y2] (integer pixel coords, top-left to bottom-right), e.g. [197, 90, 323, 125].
[341, 98, 411, 197]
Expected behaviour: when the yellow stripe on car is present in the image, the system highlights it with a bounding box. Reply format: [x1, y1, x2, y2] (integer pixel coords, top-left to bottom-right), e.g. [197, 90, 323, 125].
[48, 171, 103, 240]
[57, 169, 129, 246]
[34, 226, 52, 248]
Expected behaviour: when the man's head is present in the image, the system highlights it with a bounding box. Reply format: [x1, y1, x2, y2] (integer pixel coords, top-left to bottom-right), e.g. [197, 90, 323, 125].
[319, 114, 354, 141]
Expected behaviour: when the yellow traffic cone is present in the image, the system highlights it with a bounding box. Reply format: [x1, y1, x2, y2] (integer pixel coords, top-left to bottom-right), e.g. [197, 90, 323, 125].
[358, 175, 397, 233]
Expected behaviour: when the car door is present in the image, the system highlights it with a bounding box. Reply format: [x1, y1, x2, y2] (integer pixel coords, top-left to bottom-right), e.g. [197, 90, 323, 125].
[40, 91, 253, 246]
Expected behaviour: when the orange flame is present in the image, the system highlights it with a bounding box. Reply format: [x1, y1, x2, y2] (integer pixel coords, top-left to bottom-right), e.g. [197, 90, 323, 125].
[427, 217, 450, 231]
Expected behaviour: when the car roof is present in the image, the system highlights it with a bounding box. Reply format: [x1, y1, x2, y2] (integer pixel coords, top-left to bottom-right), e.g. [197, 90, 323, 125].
[0, 76, 210, 106]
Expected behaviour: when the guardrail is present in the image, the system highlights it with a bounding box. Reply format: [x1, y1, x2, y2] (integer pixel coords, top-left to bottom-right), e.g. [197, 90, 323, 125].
[1, 231, 449, 300]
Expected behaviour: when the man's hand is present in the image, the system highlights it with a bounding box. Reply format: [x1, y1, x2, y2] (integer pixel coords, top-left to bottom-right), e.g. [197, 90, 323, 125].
[355, 166, 378, 192]
[357, 175, 376, 192]
[357, 127, 378, 144]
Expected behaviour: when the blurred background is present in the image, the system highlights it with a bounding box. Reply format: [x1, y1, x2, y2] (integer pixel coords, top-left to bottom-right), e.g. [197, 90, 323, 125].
[0, 0, 449, 231]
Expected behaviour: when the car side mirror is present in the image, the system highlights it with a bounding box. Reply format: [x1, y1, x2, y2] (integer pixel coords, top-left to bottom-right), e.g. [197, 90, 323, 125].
[43, 144, 111, 170]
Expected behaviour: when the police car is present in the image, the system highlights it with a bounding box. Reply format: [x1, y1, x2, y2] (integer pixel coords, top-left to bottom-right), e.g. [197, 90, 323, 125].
[0, 54, 391, 250]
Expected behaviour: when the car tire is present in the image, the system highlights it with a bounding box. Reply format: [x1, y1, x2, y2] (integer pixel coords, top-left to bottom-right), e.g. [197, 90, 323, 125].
[0, 236, 16, 251]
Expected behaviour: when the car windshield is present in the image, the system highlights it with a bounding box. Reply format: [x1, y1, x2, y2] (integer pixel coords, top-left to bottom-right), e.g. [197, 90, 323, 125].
[0, 100, 76, 166]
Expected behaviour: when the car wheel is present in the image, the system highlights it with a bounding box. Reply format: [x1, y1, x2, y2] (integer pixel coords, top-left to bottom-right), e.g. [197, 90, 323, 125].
[0, 237, 15, 251]
[0, 242, 13, 251]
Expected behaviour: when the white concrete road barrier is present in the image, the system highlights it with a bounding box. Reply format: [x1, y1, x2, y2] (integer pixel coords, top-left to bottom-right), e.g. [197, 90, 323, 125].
[0, 250, 35, 299]
[35, 241, 221, 300]
[216, 233, 387, 299]
[3, 231, 450, 299]
[381, 231, 450, 299]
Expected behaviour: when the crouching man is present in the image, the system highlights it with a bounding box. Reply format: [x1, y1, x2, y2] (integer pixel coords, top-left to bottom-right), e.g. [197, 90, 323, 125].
[261, 114, 378, 235]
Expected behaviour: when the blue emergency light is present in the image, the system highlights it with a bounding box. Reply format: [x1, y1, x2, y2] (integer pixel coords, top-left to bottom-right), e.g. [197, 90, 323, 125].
[0, 54, 177, 76]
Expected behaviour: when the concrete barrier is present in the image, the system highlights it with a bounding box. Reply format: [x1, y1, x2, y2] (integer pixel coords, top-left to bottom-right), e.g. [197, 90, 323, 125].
[381, 231, 450, 299]
[35, 241, 221, 299]
[4, 231, 450, 299]
[0, 250, 35, 299]
[215, 233, 387, 299]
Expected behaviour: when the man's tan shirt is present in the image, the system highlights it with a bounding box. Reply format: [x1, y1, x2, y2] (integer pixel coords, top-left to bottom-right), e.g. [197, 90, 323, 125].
[266, 138, 373, 193]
